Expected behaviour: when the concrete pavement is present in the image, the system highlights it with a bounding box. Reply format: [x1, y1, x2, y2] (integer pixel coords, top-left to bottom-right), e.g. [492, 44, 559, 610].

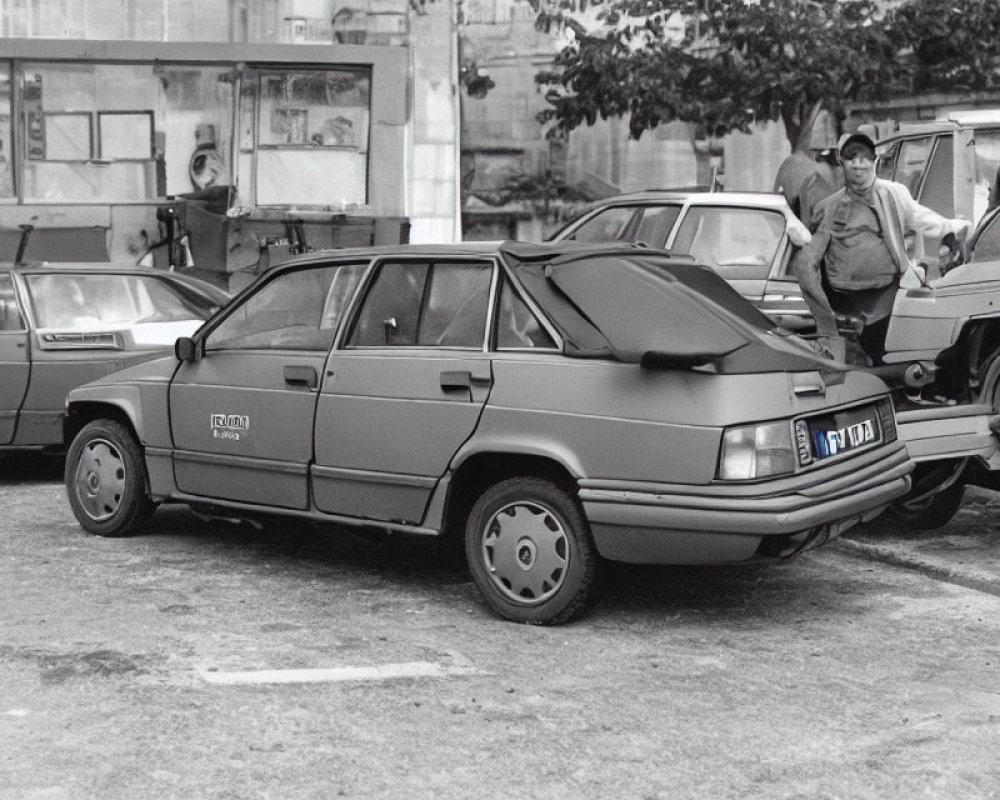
[841, 487, 1000, 597]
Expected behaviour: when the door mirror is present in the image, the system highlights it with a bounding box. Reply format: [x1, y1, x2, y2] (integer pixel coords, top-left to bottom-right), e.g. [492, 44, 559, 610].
[175, 336, 199, 362]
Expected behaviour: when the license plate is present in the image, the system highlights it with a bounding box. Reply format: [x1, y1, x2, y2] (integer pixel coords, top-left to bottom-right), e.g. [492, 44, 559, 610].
[803, 405, 881, 460]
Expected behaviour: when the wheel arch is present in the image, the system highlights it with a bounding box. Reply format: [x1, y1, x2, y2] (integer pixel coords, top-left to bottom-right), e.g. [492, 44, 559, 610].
[936, 316, 1000, 400]
[442, 450, 581, 540]
[64, 392, 145, 451]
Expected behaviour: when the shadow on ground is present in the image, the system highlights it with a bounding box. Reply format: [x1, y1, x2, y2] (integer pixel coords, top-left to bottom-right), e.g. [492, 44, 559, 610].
[0, 451, 65, 483]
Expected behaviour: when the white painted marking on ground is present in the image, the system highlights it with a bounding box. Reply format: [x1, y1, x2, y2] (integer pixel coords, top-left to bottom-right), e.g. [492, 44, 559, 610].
[4, 709, 29, 716]
[199, 659, 479, 685]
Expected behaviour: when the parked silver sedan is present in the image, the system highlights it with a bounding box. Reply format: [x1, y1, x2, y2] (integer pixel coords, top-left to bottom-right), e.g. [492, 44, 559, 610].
[549, 190, 815, 331]
[1, 264, 228, 450]
[62, 242, 912, 624]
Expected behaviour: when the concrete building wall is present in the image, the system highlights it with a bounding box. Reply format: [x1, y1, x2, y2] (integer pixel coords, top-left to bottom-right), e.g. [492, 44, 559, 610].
[408, 0, 461, 243]
[724, 121, 791, 193]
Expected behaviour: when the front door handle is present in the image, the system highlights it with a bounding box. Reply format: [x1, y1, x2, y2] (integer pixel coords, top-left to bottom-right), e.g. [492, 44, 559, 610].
[284, 365, 318, 389]
[440, 370, 472, 390]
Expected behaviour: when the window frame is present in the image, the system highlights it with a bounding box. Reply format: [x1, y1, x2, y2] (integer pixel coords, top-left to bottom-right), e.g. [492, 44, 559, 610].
[343, 256, 500, 351]
[667, 203, 786, 282]
[202, 261, 369, 353]
[492, 266, 561, 352]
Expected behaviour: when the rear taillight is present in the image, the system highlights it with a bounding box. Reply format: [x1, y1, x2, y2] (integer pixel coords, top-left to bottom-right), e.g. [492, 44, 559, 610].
[718, 421, 797, 480]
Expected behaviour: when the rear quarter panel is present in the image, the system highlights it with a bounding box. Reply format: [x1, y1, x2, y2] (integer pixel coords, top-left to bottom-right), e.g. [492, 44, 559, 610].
[470, 356, 889, 485]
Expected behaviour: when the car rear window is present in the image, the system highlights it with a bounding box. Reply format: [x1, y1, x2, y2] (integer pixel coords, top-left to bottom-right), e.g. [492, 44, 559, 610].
[654, 260, 777, 331]
[25, 273, 218, 330]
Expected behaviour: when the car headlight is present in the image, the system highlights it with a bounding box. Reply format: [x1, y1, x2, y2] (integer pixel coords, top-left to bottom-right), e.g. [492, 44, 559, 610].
[718, 421, 797, 480]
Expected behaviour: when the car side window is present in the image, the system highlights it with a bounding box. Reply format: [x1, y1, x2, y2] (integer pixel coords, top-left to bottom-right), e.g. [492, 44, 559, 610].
[973, 130, 1000, 222]
[919, 134, 954, 217]
[207, 264, 361, 351]
[895, 136, 935, 198]
[565, 206, 638, 242]
[347, 260, 493, 348]
[0, 274, 24, 331]
[633, 205, 682, 248]
[671, 207, 783, 279]
[495, 275, 556, 350]
[973, 212, 1000, 262]
[876, 141, 898, 181]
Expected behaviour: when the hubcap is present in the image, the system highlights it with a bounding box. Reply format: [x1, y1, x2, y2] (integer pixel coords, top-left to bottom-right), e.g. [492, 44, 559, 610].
[481, 500, 569, 606]
[74, 438, 126, 522]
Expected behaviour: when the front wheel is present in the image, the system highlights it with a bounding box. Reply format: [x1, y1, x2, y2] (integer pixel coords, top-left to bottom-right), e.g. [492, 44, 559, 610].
[464, 477, 604, 625]
[65, 419, 154, 536]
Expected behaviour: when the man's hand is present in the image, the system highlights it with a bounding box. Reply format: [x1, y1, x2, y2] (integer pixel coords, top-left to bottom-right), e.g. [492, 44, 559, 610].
[940, 224, 970, 273]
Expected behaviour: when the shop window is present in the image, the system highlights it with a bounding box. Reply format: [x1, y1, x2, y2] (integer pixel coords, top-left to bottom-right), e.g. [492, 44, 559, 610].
[19, 62, 232, 202]
[42, 112, 92, 160]
[240, 68, 370, 207]
[98, 111, 153, 160]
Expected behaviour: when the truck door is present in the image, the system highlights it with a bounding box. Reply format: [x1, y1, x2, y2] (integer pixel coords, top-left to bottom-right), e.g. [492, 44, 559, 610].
[0, 273, 29, 444]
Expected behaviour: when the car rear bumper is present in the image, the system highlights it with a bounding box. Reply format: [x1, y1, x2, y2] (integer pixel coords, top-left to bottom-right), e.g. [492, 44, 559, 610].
[895, 403, 1000, 466]
[578, 442, 912, 565]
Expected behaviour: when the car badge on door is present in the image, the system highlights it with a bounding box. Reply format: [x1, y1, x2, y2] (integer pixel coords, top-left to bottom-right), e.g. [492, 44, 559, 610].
[211, 413, 249, 441]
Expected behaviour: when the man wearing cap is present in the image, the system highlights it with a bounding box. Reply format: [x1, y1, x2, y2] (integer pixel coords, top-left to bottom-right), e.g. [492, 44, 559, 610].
[792, 131, 972, 363]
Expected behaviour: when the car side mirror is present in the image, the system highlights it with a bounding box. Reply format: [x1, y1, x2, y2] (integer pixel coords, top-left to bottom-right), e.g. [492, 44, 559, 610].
[175, 336, 199, 362]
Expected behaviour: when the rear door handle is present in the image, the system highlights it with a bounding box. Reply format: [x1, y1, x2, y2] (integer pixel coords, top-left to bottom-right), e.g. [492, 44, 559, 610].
[284, 365, 318, 389]
[440, 370, 491, 391]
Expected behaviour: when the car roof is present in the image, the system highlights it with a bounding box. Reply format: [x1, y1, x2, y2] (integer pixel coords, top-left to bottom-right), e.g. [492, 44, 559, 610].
[260, 239, 694, 268]
[878, 113, 1000, 143]
[573, 190, 792, 209]
[5, 261, 177, 273]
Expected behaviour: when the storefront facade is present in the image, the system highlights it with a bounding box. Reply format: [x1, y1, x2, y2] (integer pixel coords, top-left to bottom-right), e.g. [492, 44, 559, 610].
[0, 0, 459, 286]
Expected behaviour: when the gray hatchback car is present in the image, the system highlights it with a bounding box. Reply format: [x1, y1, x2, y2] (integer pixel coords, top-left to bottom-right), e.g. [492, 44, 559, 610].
[62, 242, 912, 624]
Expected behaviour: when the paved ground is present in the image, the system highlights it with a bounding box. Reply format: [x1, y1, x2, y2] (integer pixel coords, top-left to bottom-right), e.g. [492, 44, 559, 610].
[2, 455, 999, 800]
[842, 487, 1000, 598]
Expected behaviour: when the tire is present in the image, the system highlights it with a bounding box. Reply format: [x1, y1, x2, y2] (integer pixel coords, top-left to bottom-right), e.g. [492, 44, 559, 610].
[464, 477, 604, 625]
[64, 419, 154, 537]
[886, 460, 967, 531]
[979, 350, 1000, 410]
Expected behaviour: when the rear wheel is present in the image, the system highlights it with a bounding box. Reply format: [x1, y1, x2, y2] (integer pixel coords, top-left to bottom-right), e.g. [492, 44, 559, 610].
[65, 419, 154, 537]
[886, 459, 967, 531]
[464, 477, 604, 625]
[980, 350, 1000, 411]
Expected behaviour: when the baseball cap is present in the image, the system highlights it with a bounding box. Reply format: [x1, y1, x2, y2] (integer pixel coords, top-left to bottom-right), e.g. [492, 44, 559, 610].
[838, 132, 876, 159]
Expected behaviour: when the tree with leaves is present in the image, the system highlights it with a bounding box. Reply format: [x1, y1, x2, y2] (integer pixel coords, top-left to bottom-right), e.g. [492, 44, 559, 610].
[533, 0, 1000, 150]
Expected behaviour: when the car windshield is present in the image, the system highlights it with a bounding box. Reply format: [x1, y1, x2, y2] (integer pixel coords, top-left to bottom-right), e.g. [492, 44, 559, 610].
[25, 272, 219, 330]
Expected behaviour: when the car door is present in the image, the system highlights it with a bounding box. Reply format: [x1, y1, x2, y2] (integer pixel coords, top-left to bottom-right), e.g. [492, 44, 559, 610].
[758, 225, 814, 332]
[0, 273, 29, 444]
[667, 204, 784, 303]
[312, 257, 495, 524]
[169, 262, 364, 509]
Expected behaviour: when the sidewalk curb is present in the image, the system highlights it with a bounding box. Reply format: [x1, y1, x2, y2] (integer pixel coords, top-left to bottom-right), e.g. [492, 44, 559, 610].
[834, 538, 1000, 598]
